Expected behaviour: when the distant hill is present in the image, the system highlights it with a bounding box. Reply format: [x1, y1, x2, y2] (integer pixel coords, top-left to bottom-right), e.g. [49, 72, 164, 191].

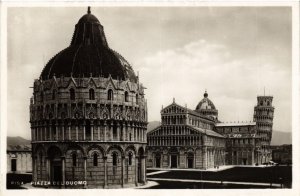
[271, 130, 292, 145]
[147, 121, 161, 132]
[7, 136, 31, 146]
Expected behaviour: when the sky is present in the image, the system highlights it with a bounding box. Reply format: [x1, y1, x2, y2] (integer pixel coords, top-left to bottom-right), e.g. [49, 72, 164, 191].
[7, 7, 292, 139]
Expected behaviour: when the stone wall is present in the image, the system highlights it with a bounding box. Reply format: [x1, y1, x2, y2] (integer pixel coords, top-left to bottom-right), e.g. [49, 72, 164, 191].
[7, 151, 32, 173]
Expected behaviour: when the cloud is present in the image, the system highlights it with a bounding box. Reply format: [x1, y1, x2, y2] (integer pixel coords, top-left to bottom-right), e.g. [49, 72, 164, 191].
[136, 39, 291, 132]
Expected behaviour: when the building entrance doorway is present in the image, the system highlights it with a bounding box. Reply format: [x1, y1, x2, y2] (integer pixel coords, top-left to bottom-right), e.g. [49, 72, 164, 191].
[155, 153, 161, 168]
[171, 155, 177, 168]
[11, 159, 17, 172]
[243, 158, 247, 165]
[47, 146, 62, 186]
[187, 153, 194, 168]
[51, 161, 62, 183]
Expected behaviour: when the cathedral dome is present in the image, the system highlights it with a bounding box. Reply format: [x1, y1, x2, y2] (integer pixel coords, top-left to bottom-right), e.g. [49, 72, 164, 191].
[195, 91, 216, 111]
[195, 90, 218, 120]
[40, 7, 137, 82]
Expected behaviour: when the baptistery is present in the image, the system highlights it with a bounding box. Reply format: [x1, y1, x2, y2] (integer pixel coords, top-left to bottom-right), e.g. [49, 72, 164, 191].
[30, 7, 147, 188]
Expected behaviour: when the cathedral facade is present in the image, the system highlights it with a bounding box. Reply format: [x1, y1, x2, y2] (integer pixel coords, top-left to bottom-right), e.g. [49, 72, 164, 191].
[30, 8, 147, 188]
[146, 91, 274, 169]
[147, 93, 226, 169]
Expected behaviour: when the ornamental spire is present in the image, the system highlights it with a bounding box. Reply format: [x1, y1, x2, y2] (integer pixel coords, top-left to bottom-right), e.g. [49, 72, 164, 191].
[87, 6, 91, 14]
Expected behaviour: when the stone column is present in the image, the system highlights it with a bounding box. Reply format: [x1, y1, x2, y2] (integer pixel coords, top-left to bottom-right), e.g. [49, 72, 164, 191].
[203, 147, 207, 169]
[141, 127, 143, 142]
[140, 127, 142, 142]
[110, 122, 114, 141]
[49, 124, 52, 140]
[91, 122, 94, 141]
[135, 157, 138, 186]
[68, 122, 71, 140]
[104, 156, 108, 188]
[97, 123, 100, 140]
[122, 155, 125, 187]
[125, 124, 129, 141]
[116, 122, 120, 141]
[141, 155, 146, 183]
[122, 122, 126, 141]
[144, 128, 146, 142]
[83, 121, 86, 141]
[134, 126, 137, 141]
[137, 126, 139, 142]
[83, 156, 87, 188]
[76, 124, 79, 140]
[31, 127, 34, 141]
[44, 125, 47, 141]
[104, 121, 107, 141]
[62, 156, 66, 188]
[36, 127, 39, 141]
[46, 157, 50, 183]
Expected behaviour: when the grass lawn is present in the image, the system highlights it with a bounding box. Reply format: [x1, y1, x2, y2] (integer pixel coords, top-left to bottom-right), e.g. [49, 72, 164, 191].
[147, 166, 292, 188]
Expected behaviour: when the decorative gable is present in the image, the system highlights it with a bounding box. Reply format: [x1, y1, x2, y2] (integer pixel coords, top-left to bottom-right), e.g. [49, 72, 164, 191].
[161, 103, 187, 114]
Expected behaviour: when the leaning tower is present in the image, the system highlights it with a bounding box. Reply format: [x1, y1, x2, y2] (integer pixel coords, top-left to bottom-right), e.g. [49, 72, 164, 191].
[253, 96, 274, 163]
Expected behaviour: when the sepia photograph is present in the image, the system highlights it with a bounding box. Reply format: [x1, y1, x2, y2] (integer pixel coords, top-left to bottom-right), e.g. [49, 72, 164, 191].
[0, 2, 299, 195]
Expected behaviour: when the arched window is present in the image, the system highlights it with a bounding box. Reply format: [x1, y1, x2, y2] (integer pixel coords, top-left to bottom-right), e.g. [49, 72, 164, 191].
[52, 89, 56, 100]
[267, 101, 270, 106]
[136, 94, 138, 104]
[108, 89, 113, 100]
[93, 153, 98, 166]
[72, 153, 77, 166]
[125, 91, 129, 102]
[260, 101, 263, 106]
[89, 89, 95, 100]
[112, 152, 118, 166]
[128, 152, 133, 166]
[70, 88, 75, 100]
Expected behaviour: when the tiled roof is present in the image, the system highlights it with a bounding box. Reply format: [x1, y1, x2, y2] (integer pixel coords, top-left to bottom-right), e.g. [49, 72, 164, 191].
[188, 125, 225, 138]
[215, 122, 256, 127]
[7, 145, 31, 152]
[148, 125, 224, 138]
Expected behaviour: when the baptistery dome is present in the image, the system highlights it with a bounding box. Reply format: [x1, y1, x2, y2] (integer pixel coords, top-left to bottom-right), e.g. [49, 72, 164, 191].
[40, 7, 137, 82]
[195, 91, 218, 120]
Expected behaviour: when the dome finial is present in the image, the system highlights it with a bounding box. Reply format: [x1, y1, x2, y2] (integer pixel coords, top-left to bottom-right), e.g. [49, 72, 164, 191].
[87, 6, 91, 14]
[204, 89, 208, 98]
